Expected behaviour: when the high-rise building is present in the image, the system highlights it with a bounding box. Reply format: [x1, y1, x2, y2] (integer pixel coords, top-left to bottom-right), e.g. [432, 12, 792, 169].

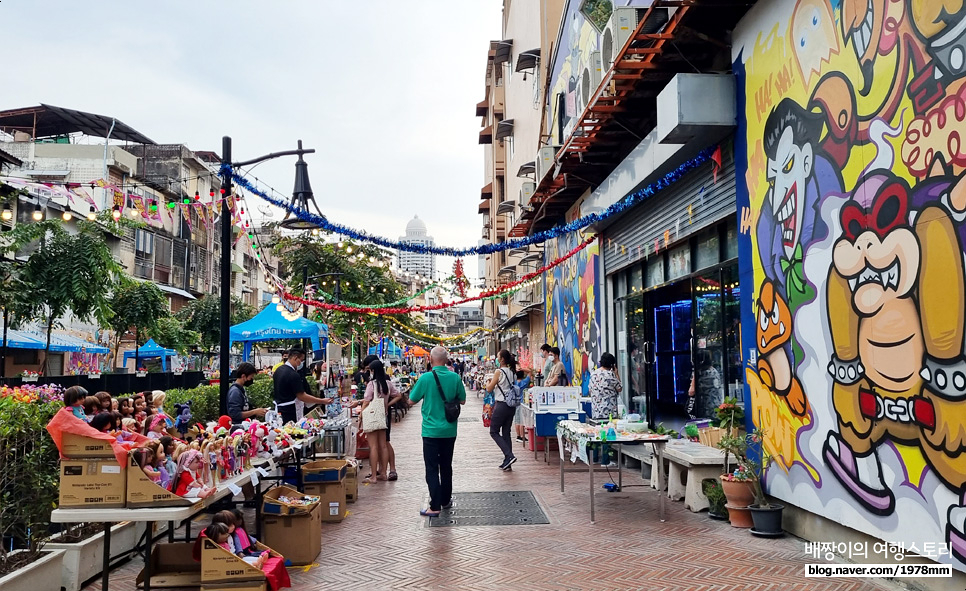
[397, 215, 436, 279]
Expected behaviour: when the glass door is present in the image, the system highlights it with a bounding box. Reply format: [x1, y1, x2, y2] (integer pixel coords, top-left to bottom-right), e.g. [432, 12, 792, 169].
[693, 270, 725, 420]
[625, 293, 647, 417]
[644, 280, 693, 429]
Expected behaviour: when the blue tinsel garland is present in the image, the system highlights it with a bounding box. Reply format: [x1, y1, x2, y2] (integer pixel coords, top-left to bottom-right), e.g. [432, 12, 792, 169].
[222, 146, 714, 256]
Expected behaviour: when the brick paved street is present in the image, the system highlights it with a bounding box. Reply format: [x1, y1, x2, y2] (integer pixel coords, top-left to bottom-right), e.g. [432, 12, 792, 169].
[85, 392, 892, 591]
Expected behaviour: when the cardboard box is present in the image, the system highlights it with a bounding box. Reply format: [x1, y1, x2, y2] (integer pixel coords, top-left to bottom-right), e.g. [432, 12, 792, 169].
[304, 480, 346, 523]
[59, 458, 126, 508]
[136, 542, 200, 588]
[201, 538, 278, 585]
[261, 499, 323, 565]
[345, 461, 358, 503]
[60, 432, 115, 458]
[262, 485, 320, 516]
[126, 452, 199, 508]
[303, 459, 347, 483]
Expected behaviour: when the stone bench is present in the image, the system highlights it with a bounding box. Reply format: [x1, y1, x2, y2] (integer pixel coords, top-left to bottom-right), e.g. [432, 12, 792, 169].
[662, 440, 732, 512]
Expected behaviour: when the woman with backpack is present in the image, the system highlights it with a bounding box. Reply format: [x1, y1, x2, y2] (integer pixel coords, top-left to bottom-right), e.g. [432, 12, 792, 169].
[485, 349, 520, 471]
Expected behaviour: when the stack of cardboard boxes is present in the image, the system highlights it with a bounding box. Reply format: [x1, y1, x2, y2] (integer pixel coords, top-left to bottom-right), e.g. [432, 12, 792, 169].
[302, 459, 349, 523]
[260, 486, 323, 566]
[58, 434, 126, 509]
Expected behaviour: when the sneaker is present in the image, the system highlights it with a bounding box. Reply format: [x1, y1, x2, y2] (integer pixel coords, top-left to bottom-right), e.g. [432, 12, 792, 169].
[515, 436, 525, 442]
[502, 457, 518, 471]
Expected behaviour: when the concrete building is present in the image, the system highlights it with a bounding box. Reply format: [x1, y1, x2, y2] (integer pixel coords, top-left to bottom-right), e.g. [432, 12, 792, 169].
[477, 0, 565, 359]
[396, 215, 436, 280]
[0, 104, 280, 372]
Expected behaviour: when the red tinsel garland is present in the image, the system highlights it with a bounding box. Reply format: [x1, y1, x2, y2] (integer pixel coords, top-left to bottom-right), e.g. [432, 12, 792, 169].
[280, 235, 595, 315]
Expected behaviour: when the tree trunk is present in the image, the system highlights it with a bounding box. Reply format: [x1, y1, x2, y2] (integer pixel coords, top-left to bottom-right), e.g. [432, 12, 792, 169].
[42, 313, 53, 376]
[134, 326, 140, 371]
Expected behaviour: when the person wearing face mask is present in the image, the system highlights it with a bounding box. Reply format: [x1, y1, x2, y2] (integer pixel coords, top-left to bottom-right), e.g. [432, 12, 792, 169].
[545, 346, 568, 386]
[227, 363, 267, 426]
[273, 347, 333, 424]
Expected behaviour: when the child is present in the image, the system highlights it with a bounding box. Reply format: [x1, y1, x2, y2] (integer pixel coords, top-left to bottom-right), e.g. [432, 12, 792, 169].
[83, 396, 100, 421]
[133, 447, 162, 484]
[146, 415, 167, 439]
[171, 450, 214, 499]
[94, 391, 112, 412]
[64, 386, 88, 421]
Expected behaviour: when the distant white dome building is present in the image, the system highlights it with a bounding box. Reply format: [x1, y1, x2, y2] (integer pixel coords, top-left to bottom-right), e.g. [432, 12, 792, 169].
[397, 215, 436, 279]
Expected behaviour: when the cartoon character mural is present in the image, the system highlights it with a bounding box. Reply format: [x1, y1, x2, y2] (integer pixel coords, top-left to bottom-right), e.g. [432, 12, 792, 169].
[735, 0, 966, 569]
[545, 233, 601, 394]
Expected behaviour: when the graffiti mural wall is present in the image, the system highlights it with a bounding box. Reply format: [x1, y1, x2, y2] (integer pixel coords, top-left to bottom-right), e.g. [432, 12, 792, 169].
[733, 0, 966, 567]
[545, 233, 601, 394]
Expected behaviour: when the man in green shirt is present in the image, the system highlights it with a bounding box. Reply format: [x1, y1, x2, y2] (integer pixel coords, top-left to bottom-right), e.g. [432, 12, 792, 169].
[408, 345, 467, 516]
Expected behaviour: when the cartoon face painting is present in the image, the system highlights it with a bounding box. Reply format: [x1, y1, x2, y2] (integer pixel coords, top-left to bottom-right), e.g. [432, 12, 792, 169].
[791, 0, 839, 87]
[767, 126, 814, 257]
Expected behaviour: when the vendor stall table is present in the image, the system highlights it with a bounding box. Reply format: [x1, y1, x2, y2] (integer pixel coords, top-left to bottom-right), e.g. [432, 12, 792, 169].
[556, 420, 669, 523]
[50, 448, 298, 591]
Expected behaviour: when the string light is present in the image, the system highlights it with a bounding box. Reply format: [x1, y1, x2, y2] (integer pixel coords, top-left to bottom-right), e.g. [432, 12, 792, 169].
[112, 206, 121, 220]
[87, 205, 96, 221]
[32, 203, 43, 221]
[1, 205, 12, 221]
[62, 210, 72, 221]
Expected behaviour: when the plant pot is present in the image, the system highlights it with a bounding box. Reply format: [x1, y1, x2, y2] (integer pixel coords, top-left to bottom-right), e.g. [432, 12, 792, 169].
[135, 371, 147, 378]
[21, 376, 38, 383]
[47, 521, 139, 591]
[720, 477, 755, 528]
[0, 549, 65, 591]
[749, 503, 785, 536]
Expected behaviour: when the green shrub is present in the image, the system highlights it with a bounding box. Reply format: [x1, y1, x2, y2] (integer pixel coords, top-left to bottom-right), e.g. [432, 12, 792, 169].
[0, 397, 61, 571]
[153, 376, 318, 426]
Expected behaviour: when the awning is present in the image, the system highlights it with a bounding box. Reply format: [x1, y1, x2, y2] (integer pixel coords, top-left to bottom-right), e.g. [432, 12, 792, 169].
[156, 283, 196, 300]
[519, 252, 543, 265]
[495, 119, 514, 140]
[498, 302, 544, 331]
[123, 339, 177, 370]
[230, 303, 328, 362]
[515, 48, 540, 72]
[0, 148, 22, 168]
[230, 262, 245, 273]
[0, 104, 155, 144]
[516, 161, 535, 177]
[498, 264, 516, 276]
[507, 247, 529, 257]
[478, 125, 492, 145]
[481, 182, 493, 199]
[478, 199, 491, 214]
[476, 99, 488, 117]
[0, 328, 109, 354]
[494, 39, 513, 64]
[496, 200, 515, 215]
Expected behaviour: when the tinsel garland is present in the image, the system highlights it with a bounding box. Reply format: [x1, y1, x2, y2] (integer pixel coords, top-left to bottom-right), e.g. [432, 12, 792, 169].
[279, 235, 595, 314]
[315, 281, 439, 308]
[221, 146, 712, 256]
[384, 316, 492, 342]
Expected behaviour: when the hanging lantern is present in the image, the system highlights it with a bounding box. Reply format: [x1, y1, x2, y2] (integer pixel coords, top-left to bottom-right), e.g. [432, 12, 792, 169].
[32, 203, 44, 221]
[112, 205, 121, 220]
[62, 210, 72, 221]
[87, 205, 97, 221]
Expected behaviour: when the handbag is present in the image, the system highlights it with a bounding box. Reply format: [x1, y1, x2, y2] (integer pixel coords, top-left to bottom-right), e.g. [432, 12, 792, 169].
[361, 389, 388, 433]
[433, 370, 461, 423]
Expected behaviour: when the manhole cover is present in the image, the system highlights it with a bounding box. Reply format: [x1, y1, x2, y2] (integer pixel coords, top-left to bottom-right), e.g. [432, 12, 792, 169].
[426, 491, 549, 527]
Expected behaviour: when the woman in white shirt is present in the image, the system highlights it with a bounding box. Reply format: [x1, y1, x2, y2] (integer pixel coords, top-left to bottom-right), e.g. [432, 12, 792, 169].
[485, 349, 518, 471]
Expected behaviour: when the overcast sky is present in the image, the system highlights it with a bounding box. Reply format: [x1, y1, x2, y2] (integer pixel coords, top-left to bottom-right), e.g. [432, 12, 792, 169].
[2, 0, 502, 280]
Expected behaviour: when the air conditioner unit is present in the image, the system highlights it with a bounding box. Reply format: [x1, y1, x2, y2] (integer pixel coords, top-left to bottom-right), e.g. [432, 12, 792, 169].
[578, 51, 603, 115]
[535, 145, 561, 182]
[602, 7, 642, 71]
[519, 181, 535, 207]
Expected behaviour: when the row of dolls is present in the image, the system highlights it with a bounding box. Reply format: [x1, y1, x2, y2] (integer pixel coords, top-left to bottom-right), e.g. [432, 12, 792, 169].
[64, 385, 173, 437]
[195, 509, 291, 591]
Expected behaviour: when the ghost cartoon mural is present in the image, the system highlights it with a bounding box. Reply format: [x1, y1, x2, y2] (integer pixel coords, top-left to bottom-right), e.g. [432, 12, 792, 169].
[735, 0, 966, 570]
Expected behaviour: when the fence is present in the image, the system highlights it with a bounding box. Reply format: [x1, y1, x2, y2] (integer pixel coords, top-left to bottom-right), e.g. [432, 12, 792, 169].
[0, 371, 206, 394]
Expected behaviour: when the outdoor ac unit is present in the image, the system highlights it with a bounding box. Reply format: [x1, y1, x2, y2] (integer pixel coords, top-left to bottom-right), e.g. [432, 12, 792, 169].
[602, 7, 642, 71]
[579, 51, 603, 115]
[535, 145, 560, 182]
[519, 181, 535, 207]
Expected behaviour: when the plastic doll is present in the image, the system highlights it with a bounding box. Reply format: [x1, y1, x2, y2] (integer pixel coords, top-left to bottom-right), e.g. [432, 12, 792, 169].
[133, 447, 162, 485]
[146, 415, 167, 440]
[118, 397, 134, 419]
[172, 450, 215, 498]
[83, 396, 100, 421]
[89, 412, 118, 433]
[219, 439, 230, 480]
[94, 391, 112, 412]
[64, 386, 89, 421]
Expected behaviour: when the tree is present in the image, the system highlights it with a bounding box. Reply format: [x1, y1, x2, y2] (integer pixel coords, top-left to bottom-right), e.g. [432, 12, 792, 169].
[108, 279, 169, 368]
[148, 316, 200, 355]
[7, 219, 122, 374]
[176, 294, 254, 354]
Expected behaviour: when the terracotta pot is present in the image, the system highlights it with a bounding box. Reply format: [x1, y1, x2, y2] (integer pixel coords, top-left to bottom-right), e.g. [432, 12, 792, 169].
[720, 477, 755, 528]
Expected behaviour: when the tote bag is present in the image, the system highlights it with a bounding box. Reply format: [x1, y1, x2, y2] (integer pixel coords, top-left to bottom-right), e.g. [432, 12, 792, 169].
[361, 396, 387, 433]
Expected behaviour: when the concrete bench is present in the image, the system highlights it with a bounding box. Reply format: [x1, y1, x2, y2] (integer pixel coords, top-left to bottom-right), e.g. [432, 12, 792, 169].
[662, 440, 732, 512]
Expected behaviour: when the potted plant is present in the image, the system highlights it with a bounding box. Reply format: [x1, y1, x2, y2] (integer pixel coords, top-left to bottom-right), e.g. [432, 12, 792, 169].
[746, 429, 784, 536]
[715, 396, 745, 436]
[702, 478, 728, 520]
[716, 432, 755, 528]
[47, 522, 140, 591]
[20, 370, 38, 383]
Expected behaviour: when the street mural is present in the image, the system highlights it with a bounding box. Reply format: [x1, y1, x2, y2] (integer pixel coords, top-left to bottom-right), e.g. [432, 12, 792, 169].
[545, 233, 601, 395]
[734, 0, 966, 567]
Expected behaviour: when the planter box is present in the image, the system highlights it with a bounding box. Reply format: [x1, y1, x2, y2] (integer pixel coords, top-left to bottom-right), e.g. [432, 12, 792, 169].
[136, 371, 148, 378]
[0, 549, 65, 591]
[48, 521, 139, 591]
[21, 376, 38, 383]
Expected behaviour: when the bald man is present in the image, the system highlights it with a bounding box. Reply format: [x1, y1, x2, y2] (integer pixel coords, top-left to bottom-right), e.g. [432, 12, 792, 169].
[408, 345, 467, 516]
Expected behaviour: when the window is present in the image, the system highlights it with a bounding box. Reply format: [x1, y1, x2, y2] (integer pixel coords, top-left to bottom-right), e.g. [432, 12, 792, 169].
[629, 266, 643, 293]
[724, 218, 739, 260]
[668, 244, 691, 280]
[135, 229, 154, 257]
[695, 229, 720, 271]
[646, 258, 665, 287]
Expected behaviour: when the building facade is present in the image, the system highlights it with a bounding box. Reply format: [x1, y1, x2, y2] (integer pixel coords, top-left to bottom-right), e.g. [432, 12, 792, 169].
[396, 215, 436, 279]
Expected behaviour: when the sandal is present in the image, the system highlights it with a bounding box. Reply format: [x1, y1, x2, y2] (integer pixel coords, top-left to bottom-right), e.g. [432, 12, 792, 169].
[387, 471, 398, 481]
[419, 508, 440, 517]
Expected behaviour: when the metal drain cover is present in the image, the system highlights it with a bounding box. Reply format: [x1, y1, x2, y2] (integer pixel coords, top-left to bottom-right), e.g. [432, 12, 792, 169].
[426, 491, 549, 527]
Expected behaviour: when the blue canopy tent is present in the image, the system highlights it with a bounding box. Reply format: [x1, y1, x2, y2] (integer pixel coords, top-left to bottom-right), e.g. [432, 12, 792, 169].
[368, 338, 401, 358]
[123, 338, 177, 371]
[2, 329, 109, 353]
[229, 304, 328, 362]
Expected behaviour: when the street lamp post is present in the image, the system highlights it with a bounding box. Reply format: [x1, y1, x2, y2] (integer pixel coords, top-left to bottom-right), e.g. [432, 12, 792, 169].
[218, 137, 320, 417]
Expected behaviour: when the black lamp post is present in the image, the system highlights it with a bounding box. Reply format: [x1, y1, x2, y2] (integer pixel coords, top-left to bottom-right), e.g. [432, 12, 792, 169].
[218, 138, 319, 416]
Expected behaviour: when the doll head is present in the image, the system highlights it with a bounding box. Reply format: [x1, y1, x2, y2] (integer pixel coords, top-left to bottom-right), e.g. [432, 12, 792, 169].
[211, 510, 237, 534]
[121, 417, 137, 432]
[148, 414, 166, 434]
[132, 394, 146, 414]
[204, 522, 231, 544]
[132, 447, 156, 469]
[152, 390, 166, 410]
[64, 386, 88, 408]
[94, 391, 112, 411]
[89, 412, 117, 433]
[117, 397, 133, 417]
[83, 396, 100, 416]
